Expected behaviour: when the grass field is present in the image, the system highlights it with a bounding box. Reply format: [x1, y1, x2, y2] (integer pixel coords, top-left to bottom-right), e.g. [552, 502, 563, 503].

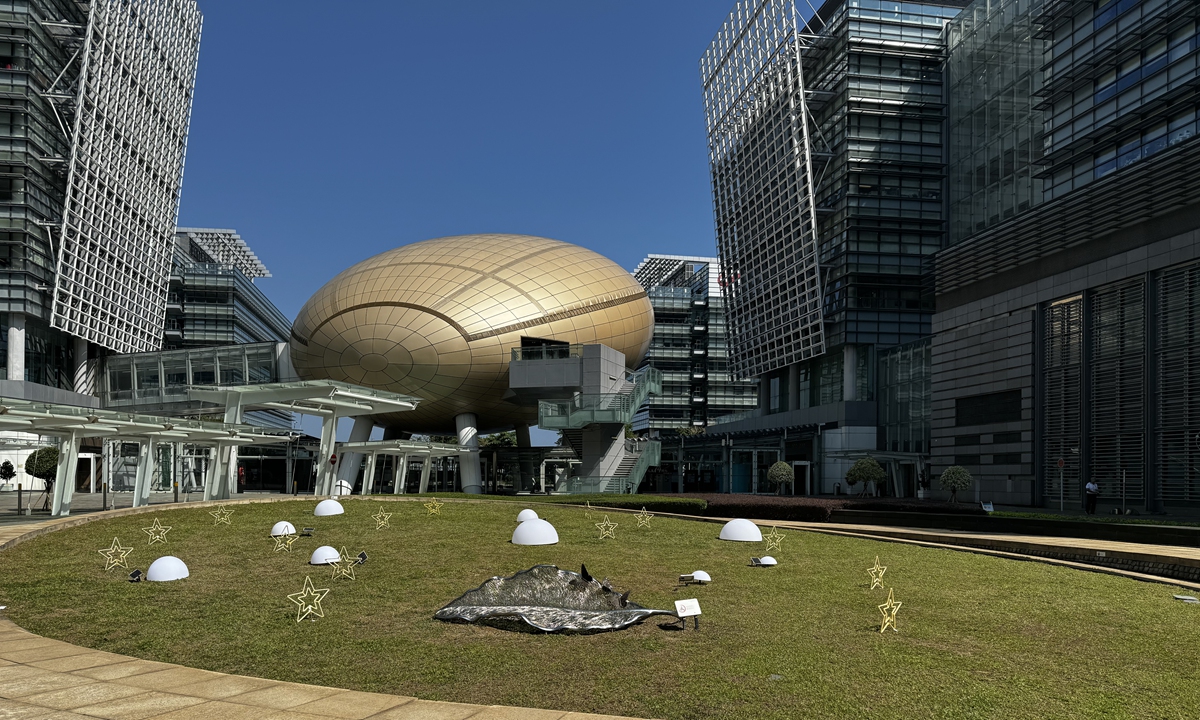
[0, 497, 1197, 719]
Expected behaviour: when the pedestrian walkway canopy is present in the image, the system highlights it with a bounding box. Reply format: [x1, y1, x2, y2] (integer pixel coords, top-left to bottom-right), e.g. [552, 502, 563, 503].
[0, 397, 290, 516]
[337, 438, 462, 495]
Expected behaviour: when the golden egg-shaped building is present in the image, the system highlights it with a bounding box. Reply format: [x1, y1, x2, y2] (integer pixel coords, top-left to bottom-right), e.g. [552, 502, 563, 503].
[290, 234, 654, 432]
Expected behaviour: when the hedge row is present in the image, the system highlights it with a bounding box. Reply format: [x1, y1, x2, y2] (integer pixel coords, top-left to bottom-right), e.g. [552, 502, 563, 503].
[377, 492, 709, 515]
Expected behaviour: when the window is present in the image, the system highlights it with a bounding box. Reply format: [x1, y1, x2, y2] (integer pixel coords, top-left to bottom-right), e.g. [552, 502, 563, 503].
[955, 390, 1022, 426]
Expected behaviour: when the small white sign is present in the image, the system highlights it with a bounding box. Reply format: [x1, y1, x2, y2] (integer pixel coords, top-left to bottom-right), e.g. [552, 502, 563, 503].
[675, 598, 702, 618]
[981, 502, 994, 513]
[1174, 595, 1199, 604]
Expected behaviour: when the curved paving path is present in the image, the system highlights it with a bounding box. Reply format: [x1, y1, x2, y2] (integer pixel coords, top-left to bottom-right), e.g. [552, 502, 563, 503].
[3, 497, 1198, 719]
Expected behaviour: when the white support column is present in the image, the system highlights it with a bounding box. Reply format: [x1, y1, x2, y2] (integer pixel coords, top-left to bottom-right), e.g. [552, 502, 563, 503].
[843, 344, 858, 402]
[456, 412, 482, 494]
[88, 454, 95, 493]
[418, 456, 432, 494]
[132, 440, 156, 507]
[51, 432, 80, 517]
[203, 443, 225, 500]
[7, 312, 24, 382]
[315, 413, 339, 496]
[393, 453, 408, 494]
[334, 417, 374, 495]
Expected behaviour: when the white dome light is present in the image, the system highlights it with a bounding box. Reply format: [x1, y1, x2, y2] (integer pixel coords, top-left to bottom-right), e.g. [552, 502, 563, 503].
[314, 499, 344, 516]
[692, 570, 712, 583]
[146, 556, 189, 582]
[333, 481, 354, 496]
[759, 556, 778, 566]
[270, 521, 296, 537]
[719, 518, 763, 542]
[310, 545, 341, 565]
[511, 518, 559, 546]
[516, 508, 538, 523]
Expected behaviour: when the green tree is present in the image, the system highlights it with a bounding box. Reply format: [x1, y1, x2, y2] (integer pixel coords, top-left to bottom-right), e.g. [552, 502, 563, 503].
[939, 465, 973, 503]
[767, 461, 794, 494]
[845, 457, 885, 496]
[0, 460, 14, 484]
[479, 431, 517, 449]
[25, 447, 59, 493]
[675, 425, 706, 438]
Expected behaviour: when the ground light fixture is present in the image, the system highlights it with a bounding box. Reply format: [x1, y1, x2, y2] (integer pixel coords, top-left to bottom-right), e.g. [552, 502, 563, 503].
[310, 545, 341, 565]
[146, 556, 189, 582]
[270, 521, 296, 537]
[512, 518, 559, 545]
[718, 518, 762, 542]
[314, 499, 344, 517]
[516, 508, 538, 522]
[691, 570, 712, 583]
[758, 556, 778, 566]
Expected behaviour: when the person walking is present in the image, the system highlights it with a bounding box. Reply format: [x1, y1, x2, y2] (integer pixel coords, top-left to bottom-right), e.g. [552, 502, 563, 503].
[1085, 478, 1100, 515]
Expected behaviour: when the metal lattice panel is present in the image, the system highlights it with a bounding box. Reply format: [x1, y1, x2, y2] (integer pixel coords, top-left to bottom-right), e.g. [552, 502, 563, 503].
[1158, 262, 1200, 503]
[1089, 279, 1145, 502]
[1042, 296, 1082, 501]
[177, 228, 271, 279]
[701, 0, 825, 379]
[51, 0, 203, 354]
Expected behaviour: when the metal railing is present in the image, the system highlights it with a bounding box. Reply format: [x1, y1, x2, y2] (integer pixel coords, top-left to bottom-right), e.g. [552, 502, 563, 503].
[510, 344, 585, 362]
[537, 367, 663, 429]
[554, 439, 661, 494]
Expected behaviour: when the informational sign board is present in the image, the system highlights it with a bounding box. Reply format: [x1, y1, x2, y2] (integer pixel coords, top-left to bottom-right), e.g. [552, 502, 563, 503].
[675, 598, 702, 618]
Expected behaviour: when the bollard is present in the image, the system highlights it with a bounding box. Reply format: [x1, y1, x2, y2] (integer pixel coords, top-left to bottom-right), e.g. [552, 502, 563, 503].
[16, 482, 21, 515]
[173, 481, 179, 503]
[102, 481, 108, 511]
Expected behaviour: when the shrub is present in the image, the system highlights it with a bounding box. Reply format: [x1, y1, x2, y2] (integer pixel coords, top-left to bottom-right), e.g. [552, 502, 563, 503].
[24, 447, 58, 482]
[767, 461, 794, 489]
[939, 465, 973, 503]
[0, 460, 14, 483]
[845, 457, 885, 494]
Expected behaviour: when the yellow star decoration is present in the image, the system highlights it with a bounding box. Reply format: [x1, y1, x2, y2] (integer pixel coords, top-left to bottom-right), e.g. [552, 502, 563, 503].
[209, 507, 234, 525]
[330, 547, 357, 580]
[287, 575, 330, 623]
[868, 556, 887, 590]
[596, 514, 617, 539]
[141, 518, 171, 545]
[98, 537, 133, 571]
[763, 526, 785, 552]
[371, 506, 392, 529]
[634, 507, 653, 528]
[878, 588, 902, 633]
[273, 533, 297, 552]
[585, 500, 593, 516]
[424, 498, 444, 516]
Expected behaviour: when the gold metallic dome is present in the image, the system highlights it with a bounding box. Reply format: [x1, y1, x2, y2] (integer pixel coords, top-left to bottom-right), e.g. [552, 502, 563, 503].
[290, 234, 654, 432]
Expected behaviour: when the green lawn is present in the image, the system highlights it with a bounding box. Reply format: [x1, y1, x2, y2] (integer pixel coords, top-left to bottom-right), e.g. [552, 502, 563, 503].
[0, 498, 1197, 719]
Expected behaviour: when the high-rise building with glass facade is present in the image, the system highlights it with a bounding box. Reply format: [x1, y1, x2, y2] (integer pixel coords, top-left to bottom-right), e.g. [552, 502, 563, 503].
[933, 0, 1200, 511]
[0, 0, 201, 404]
[631, 254, 757, 433]
[700, 0, 966, 492]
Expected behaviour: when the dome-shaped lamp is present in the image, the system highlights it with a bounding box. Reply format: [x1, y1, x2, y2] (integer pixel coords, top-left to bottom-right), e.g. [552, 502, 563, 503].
[511, 518, 559, 546]
[719, 518, 763, 542]
[516, 508, 538, 523]
[146, 556, 189, 582]
[310, 545, 341, 565]
[314, 499, 344, 517]
[270, 521, 297, 537]
[333, 480, 354, 496]
[758, 556, 778, 566]
[691, 570, 712, 584]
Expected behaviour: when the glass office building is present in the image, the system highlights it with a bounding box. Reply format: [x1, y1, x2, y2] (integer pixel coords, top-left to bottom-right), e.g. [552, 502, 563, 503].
[933, 0, 1200, 510]
[631, 255, 758, 433]
[700, 0, 966, 492]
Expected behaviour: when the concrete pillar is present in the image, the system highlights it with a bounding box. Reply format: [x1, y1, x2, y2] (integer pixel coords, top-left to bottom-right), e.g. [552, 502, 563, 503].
[334, 417, 374, 495]
[456, 412, 482, 494]
[361, 452, 378, 495]
[515, 424, 532, 447]
[51, 432, 80, 517]
[843, 345, 858, 402]
[72, 337, 90, 395]
[393, 453, 408, 494]
[315, 413, 339, 495]
[7, 312, 24, 382]
[418, 456, 432, 493]
[132, 440, 156, 507]
[515, 423, 535, 493]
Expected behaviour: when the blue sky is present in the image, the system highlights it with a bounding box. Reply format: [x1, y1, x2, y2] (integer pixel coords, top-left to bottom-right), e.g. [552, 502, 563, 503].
[178, 1, 736, 319]
[176, 1, 737, 443]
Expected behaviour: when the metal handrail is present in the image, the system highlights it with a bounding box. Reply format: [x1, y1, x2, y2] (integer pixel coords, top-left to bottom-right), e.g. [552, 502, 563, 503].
[537, 367, 662, 429]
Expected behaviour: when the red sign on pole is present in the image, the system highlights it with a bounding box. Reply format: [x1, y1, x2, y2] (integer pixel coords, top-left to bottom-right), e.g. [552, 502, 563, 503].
[1057, 458, 1064, 469]
[330, 454, 337, 466]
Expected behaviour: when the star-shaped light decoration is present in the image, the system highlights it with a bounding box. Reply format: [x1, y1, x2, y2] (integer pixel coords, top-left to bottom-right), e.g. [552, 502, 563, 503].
[330, 547, 357, 580]
[273, 533, 297, 552]
[584, 499, 592, 515]
[763, 526, 785, 553]
[141, 518, 171, 545]
[371, 506, 392, 529]
[878, 587, 902, 633]
[287, 575, 330, 623]
[868, 556, 887, 590]
[634, 507, 654, 528]
[209, 507, 234, 525]
[596, 514, 617, 539]
[424, 498, 444, 516]
[98, 537, 133, 571]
